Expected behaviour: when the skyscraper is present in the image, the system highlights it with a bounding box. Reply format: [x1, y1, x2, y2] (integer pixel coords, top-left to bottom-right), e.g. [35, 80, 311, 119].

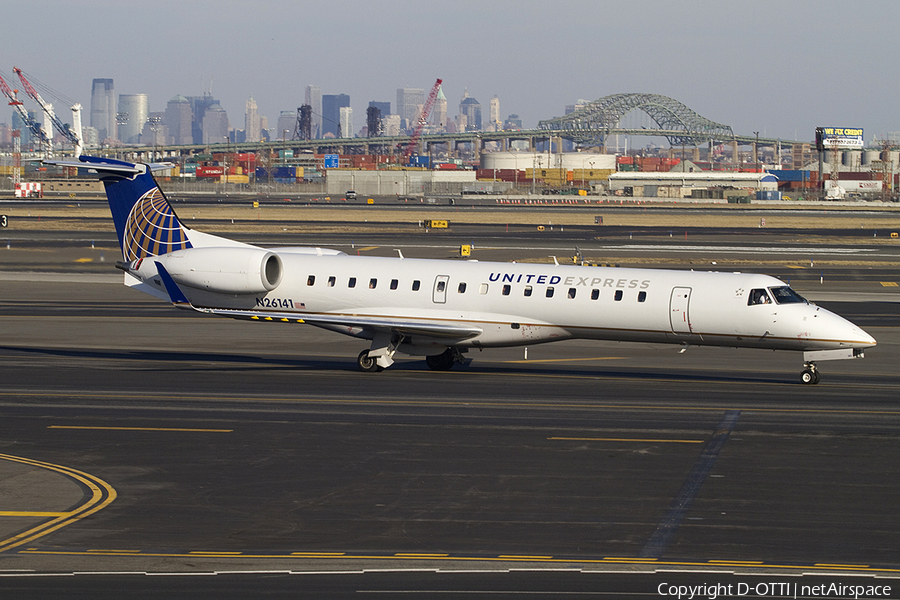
[489, 96, 500, 131]
[431, 86, 447, 132]
[90, 78, 115, 143]
[201, 102, 229, 144]
[459, 93, 481, 132]
[368, 101, 390, 118]
[321, 93, 349, 137]
[339, 106, 353, 138]
[165, 95, 192, 145]
[187, 93, 217, 144]
[277, 111, 295, 141]
[141, 112, 167, 147]
[245, 96, 261, 143]
[118, 93, 149, 144]
[305, 85, 322, 139]
[396, 87, 424, 132]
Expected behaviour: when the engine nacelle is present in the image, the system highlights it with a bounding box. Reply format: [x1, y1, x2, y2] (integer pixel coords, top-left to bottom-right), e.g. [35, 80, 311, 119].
[155, 247, 283, 295]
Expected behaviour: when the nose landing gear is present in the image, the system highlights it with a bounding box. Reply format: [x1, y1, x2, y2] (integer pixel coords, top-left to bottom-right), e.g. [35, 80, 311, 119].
[800, 362, 819, 385]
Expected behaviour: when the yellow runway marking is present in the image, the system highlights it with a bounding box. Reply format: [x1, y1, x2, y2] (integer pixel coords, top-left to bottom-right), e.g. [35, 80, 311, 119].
[786, 265, 806, 269]
[0, 454, 116, 554]
[358, 246, 379, 252]
[395, 553, 450, 557]
[880, 281, 898, 287]
[0, 511, 67, 517]
[48, 426, 232, 433]
[550, 437, 703, 444]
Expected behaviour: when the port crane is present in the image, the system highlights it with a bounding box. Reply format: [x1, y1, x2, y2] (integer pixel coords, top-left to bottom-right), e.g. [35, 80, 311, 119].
[402, 78, 442, 163]
[13, 67, 83, 157]
[0, 71, 50, 153]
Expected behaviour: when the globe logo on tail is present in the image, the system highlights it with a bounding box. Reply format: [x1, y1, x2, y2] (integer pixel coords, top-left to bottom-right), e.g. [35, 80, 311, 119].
[122, 187, 192, 260]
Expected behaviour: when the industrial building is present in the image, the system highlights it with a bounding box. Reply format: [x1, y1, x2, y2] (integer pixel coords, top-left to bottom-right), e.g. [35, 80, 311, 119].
[607, 170, 777, 198]
[325, 168, 477, 197]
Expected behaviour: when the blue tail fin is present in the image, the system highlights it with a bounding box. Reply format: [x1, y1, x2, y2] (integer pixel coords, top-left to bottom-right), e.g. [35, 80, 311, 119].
[76, 156, 193, 261]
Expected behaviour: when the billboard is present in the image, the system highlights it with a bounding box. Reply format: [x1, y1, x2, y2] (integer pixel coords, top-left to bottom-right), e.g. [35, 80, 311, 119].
[820, 127, 864, 148]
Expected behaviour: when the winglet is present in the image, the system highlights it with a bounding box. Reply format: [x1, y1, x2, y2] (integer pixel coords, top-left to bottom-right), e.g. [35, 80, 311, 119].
[154, 261, 191, 306]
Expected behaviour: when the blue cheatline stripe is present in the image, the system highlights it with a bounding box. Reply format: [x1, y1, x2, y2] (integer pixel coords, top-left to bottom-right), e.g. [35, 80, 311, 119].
[638, 409, 742, 559]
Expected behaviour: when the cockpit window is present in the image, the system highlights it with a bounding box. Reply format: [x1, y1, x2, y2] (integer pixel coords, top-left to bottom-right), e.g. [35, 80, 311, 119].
[769, 286, 807, 305]
[748, 288, 772, 305]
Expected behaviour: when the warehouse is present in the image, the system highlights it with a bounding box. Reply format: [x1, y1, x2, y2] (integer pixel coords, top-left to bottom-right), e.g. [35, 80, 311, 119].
[325, 169, 477, 197]
[607, 170, 777, 198]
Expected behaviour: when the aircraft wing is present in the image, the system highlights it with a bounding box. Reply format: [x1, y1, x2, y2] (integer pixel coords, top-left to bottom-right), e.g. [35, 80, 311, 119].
[193, 306, 484, 340]
[152, 261, 482, 340]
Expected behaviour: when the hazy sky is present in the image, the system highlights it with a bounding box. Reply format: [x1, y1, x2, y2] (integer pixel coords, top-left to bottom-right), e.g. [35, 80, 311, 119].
[4, 0, 899, 144]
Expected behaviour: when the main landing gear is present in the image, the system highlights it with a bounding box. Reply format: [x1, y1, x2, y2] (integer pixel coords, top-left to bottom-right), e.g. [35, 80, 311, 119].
[425, 348, 456, 371]
[800, 362, 820, 385]
[357, 345, 465, 373]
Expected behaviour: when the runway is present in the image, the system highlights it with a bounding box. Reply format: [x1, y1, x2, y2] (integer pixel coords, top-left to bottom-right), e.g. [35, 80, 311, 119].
[1, 213, 900, 596]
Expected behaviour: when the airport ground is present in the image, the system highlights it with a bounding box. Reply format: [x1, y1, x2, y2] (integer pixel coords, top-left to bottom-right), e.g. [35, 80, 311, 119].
[1, 202, 899, 597]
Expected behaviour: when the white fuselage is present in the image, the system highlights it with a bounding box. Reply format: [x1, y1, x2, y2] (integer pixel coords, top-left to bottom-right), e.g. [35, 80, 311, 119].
[157, 251, 875, 358]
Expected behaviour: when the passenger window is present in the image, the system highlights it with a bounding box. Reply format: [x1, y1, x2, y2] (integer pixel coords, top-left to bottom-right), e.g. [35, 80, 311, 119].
[327, 276, 335, 287]
[568, 288, 576, 299]
[436, 281, 446, 292]
[524, 285, 533, 297]
[591, 289, 600, 300]
[369, 278, 377, 289]
[458, 282, 467, 293]
[390, 279, 398, 290]
[546, 287, 554, 298]
[307, 275, 315, 286]
[502, 284, 511, 296]
[479, 283, 489, 295]
[638, 291, 647, 303]
[412, 280, 420, 291]
[348, 277, 357, 288]
[748, 288, 771, 305]
[614, 290, 623, 301]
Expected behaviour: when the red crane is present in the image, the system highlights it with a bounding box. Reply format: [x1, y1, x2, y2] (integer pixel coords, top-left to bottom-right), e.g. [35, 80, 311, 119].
[403, 78, 442, 163]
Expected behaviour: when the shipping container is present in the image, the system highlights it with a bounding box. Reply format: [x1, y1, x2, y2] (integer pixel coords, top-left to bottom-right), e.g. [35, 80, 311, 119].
[196, 166, 225, 178]
[271, 166, 297, 179]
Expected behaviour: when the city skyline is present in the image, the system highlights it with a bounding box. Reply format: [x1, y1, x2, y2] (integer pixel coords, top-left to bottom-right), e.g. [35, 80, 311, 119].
[3, 0, 900, 146]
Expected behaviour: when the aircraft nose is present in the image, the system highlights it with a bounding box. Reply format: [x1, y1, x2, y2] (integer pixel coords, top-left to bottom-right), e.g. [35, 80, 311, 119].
[813, 306, 876, 348]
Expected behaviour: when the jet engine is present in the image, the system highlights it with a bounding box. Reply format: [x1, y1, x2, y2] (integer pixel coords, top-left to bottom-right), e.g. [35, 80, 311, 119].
[154, 247, 283, 294]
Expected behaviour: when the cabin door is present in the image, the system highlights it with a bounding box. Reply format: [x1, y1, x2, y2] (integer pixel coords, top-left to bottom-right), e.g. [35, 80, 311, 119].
[433, 275, 450, 304]
[669, 287, 692, 335]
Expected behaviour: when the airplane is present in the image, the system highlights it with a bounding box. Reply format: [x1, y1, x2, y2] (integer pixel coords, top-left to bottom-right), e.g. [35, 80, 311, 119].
[46, 155, 875, 384]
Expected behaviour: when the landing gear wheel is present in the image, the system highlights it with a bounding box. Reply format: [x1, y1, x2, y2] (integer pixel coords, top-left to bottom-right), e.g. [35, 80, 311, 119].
[426, 348, 455, 371]
[357, 350, 383, 373]
[800, 366, 819, 385]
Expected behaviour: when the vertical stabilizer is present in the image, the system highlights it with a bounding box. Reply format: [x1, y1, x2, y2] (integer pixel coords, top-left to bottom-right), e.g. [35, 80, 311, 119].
[76, 156, 193, 260]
